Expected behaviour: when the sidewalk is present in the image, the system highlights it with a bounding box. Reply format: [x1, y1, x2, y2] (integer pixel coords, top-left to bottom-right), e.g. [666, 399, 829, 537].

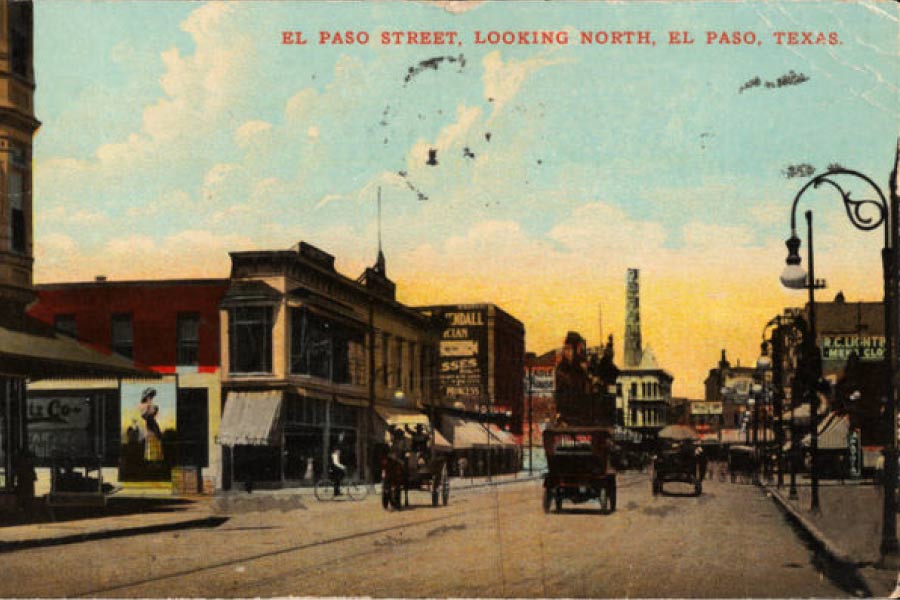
[764, 477, 900, 597]
[0, 471, 539, 553]
[0, 495, 223, 553]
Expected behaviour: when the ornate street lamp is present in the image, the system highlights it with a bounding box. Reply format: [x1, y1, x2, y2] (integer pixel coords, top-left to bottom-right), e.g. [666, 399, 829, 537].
[781, 165, 896, 553]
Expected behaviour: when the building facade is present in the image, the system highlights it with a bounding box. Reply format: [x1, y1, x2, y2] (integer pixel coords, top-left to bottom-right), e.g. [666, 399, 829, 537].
[27, 278, 229, 492]
[617, 348, 673, 434]
[218, 242, 442, 488]
[416, 304, 525, 433]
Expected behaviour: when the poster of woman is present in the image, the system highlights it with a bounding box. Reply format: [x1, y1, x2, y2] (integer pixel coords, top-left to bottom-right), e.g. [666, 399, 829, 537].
[120, 382, 177, 481]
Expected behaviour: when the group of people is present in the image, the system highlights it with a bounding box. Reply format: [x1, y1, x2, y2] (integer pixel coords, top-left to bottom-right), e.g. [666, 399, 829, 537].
[326, 424, 432, 496]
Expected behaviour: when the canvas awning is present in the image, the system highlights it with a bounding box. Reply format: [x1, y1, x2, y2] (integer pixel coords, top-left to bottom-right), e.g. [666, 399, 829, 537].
[441, 416, 493, 450]
[0, 319, 152, 380]
[486, 424, 519, 450]
[374, 405, 450, 450]
[802, 412, 850, 450]
[217, 390, 283, 446]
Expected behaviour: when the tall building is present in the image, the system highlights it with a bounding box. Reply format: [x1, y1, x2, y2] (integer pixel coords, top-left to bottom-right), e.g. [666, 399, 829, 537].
[616, 269, 673, 438]
[623, 269, 642, 368]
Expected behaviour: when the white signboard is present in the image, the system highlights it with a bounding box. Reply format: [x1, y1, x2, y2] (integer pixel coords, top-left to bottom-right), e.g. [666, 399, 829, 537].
[441, 340, 479, 357]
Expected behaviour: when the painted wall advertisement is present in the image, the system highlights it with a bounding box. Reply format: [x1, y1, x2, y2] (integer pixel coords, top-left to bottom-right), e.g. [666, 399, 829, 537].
[822, 334, 886, 362]
[438, 308, 488, 410]
[119, 382, 177, 481]
[27, 396, 93, 461]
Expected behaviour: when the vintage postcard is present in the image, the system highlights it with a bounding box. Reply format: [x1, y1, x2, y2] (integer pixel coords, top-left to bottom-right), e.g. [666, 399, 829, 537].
[0, 0, 898, 597]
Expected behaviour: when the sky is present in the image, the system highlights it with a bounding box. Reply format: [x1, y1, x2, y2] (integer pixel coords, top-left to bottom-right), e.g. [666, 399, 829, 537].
[31, 1, 899, 399]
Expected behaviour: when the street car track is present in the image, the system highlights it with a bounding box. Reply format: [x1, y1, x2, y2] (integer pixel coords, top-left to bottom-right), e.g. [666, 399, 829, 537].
[75, 476, 643, 597]
[72, 482, 541, 598]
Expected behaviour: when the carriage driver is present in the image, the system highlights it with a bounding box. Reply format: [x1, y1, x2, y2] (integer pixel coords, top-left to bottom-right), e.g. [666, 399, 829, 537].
[405, 423, 431, 463]
[388, 426, 409, 461]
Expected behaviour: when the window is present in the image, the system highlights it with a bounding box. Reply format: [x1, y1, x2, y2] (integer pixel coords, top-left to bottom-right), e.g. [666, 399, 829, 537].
[111, 314, 133, 359]
[630, 382, 637, 398]
[8, 169, 25, 254]
[409, 342, 416, 391]
[229, 306, 272, 374]
[53, 314, 77, 338]
[289, 308, 364, 384]
[8, 3, 31, 78]
[616, 383, 623, 397]
[381, 333, 389, 386]
[177, 313, 200, 366]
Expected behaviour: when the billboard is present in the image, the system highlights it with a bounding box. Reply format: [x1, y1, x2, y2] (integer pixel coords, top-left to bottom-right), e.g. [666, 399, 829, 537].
[436, 307, 488, 409]
[27, 396, 94, 461]
[120, 382, 177, 481]
[822, 334, 886, 362]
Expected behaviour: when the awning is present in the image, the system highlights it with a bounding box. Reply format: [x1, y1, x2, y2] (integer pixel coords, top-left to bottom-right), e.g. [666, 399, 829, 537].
[0, 318, 152, 380]
[486, 424, 519, 450]
[217, 390, 283, 446]
[374, 405, 450, 450]
[441, 416, 494, 450]
[802, 412, 850, 450]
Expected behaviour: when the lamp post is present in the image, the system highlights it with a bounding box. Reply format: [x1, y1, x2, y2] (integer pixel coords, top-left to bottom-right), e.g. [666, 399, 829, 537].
[757, 344, 773, 484]
[781, 164, 896, 550]
[748, 395, 758, 482]
[527, 365, 534, 475]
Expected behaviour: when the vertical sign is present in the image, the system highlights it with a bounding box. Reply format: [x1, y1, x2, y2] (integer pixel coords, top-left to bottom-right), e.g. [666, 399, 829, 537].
[438, 307, 488, 412]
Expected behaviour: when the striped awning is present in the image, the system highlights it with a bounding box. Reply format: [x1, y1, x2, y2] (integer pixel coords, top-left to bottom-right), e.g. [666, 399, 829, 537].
[217, 390, 283, 446]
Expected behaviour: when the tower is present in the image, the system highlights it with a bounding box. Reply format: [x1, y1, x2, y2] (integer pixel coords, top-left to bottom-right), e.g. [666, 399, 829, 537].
[0, 0, 39, 326]
[624, 268, 642, 368]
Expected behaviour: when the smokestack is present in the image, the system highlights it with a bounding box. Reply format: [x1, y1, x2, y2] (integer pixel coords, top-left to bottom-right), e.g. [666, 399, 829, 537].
[624, 268, 642, 368]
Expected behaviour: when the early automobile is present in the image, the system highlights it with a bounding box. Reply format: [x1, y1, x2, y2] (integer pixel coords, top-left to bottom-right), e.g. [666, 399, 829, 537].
[652, 439, 705, 496]
[543, 426, 616, 513]
[727, 444, 757, 484]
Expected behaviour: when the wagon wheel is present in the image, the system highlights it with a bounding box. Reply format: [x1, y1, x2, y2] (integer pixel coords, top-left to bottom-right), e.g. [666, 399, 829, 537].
[432, 476, 440, 507]
[543, 487, 552, 513]
[554, 490, 563, 512]
[599, 487, 608, 512]
[609, 480, 617, 513]
[441, 464, 449, 506]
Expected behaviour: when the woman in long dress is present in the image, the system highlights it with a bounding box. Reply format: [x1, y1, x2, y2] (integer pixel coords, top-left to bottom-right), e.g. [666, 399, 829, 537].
[140, 388, 164, 462]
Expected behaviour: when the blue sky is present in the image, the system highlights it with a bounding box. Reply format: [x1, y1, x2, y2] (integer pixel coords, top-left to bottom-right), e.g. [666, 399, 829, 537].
[32, 1, 899, 397]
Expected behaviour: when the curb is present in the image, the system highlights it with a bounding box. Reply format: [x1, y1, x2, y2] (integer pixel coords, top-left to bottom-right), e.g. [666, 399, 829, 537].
[451, 475, 542, 491]
[0, 515, 228, 554]
[763, 484, 875, 597]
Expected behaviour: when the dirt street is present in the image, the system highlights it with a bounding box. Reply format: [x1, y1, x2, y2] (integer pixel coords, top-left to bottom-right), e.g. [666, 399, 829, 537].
[0, 472, 854, 597]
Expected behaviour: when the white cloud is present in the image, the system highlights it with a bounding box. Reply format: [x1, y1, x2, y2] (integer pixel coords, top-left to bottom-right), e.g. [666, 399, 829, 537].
[482, 50, 571, 118]
[235, 120, 272, 148]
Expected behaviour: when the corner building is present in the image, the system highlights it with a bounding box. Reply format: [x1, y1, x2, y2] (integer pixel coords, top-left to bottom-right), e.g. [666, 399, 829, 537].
[218, 242, 441, 489]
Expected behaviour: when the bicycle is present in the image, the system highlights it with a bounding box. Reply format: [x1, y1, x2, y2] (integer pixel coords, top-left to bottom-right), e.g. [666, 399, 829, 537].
[314, 477, 369, 501]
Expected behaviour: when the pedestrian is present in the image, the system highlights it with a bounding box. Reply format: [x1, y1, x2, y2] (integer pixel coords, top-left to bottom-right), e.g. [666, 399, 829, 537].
[457, 455, 468, 478]
[330, 446, 346, 496]
[14, 449, 37, 518]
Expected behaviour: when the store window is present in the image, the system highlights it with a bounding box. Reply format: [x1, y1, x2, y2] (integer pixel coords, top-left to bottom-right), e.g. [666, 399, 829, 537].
[177, 313, 200, 366]
[228, 306, 273, 374]
[111, 313, 133, 359]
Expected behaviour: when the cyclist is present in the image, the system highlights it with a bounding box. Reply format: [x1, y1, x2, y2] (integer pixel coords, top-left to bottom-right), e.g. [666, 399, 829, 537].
[330, 446, 346, 496]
